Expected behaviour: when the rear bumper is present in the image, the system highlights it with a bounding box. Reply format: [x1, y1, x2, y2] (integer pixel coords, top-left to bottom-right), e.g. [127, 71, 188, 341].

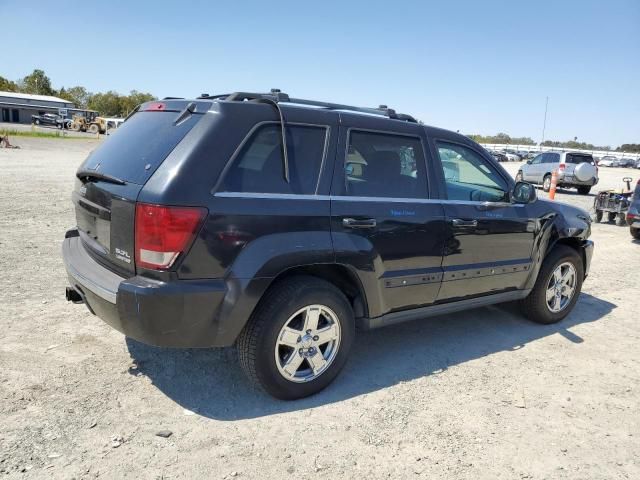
[558, 174, 598, 187]
[62, 231, 240, 347]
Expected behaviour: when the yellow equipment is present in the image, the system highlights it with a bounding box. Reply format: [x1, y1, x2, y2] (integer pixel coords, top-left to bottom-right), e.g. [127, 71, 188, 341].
[69, 112, 107, 134]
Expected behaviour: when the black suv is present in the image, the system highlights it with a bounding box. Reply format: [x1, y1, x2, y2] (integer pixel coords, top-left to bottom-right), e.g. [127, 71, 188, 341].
[63, 90, 594, 399]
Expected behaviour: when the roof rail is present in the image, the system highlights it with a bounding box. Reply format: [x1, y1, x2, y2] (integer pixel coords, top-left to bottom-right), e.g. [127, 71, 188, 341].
[198, 89, 418, 123]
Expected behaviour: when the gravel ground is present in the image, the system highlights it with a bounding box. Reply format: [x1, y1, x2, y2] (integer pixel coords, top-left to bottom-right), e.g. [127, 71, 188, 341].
[1, 138, 638, 479]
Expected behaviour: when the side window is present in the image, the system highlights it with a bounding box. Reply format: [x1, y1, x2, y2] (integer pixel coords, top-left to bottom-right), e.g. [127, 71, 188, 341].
[345, 130, 428, 198]
[220, 123, 327, 194]
[436, 142, 508, 202]
[531, 154, 544, 164]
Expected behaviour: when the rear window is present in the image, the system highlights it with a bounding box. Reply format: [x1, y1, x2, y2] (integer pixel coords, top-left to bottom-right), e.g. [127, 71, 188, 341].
[565, 153, 593, 164]
[219, 123, 327, 195]
[79, 111, 202, 185]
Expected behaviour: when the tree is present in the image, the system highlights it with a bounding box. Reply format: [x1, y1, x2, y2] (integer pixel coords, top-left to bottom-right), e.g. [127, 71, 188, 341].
[0, 75, 18, 92]
[87, 91, 123, 116]
[119, 90, 156, 116]
[58, 86, 91, 108]
[18, 69, 55, 95]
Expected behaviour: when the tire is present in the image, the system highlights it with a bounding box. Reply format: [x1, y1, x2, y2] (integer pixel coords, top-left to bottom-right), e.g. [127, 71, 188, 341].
[521, 245, 584, 324]
[616, 214, 627, 226]
[607, 212, 617, 223]
[70, 123, 81, 132]
[593, 210, 603, 223]
[88, 124, 99, 134]
[237, 276, 355, 400]
[542, 174, 551, 192]
[631, 227, 640, 240]
[515, 171, 523, 182]
[35, 119, 40, 125]
[577, 186, 591, 195]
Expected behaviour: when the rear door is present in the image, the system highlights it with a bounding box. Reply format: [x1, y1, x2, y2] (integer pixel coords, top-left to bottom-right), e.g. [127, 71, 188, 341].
[330, 119, 446, 317]
[429, 138, 537, 301]
[522, 153, 544, 182]
[562, 152, 595, 180]
[74, 101, 208, 275]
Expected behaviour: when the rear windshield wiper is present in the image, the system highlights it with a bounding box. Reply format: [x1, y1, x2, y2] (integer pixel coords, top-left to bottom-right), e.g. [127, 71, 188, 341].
[76, 169, 126, 185]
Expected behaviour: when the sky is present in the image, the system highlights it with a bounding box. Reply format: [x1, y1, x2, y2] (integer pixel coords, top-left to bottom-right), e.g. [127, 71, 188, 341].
[2, 0, 639, 147]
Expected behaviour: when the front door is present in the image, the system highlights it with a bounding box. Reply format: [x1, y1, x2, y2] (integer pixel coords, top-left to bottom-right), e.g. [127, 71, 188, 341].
[330, 124, 446, 318]
[431, 139, 537, 301]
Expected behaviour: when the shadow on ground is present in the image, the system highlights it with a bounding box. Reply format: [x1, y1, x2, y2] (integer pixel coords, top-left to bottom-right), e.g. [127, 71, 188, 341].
[126, 292, 615, 420]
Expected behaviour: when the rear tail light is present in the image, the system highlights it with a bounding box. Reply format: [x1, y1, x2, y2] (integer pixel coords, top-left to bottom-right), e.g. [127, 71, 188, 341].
[558, 163, 566, 171]
[135, 203, 207, 270]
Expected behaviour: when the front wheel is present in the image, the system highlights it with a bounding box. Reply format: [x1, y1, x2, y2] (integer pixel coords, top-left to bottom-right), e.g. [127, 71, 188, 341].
[521, 245, 583, 324]
[593, 210, 603, 223]
[237, 276, 355, 400]
[631, 227, 640, 240]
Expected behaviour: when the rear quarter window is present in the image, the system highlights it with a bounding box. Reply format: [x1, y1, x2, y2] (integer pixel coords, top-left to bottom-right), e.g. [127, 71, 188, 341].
[219, 123, 328, 195]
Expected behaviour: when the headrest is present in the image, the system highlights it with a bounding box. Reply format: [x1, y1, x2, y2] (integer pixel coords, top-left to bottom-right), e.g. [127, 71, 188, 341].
[365, 150, 402, 179]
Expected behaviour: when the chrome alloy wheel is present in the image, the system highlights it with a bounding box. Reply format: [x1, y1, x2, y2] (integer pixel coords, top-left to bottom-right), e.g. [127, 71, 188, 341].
[546, 262, 577, 313]
[274, 305, 341, 383]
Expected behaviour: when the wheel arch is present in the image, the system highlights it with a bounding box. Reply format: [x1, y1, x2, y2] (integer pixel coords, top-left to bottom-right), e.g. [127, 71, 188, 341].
[263, 264, 369, 319]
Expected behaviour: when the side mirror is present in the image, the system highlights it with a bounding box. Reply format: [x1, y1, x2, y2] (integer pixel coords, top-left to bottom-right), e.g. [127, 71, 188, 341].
[512, 181, 537, 204]
[526, 159, 532, 164]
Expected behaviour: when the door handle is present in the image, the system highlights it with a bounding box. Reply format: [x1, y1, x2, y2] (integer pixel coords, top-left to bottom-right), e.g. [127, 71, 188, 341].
[342, 217, 377, 229]
[451, 218, 478, 229]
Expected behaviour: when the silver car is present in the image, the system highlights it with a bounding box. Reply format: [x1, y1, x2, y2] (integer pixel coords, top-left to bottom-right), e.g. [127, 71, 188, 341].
[516, 151, 598, 195]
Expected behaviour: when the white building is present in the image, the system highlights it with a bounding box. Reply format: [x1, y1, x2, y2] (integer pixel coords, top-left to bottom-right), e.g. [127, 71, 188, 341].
[0, 91, 76, 124]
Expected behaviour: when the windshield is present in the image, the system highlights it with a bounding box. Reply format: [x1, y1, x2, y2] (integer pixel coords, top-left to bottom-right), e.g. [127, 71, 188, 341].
[565, 154, 593, 164]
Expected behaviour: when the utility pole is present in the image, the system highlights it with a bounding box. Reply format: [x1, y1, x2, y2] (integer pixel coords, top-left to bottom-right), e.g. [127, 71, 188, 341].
[541, 96, 549, 145]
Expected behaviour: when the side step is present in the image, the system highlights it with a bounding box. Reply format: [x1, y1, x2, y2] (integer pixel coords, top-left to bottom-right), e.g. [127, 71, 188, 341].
[358, 289, 530, 330]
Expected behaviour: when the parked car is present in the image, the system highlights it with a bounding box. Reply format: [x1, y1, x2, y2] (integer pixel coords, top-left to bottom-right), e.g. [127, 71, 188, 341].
[598, 156, 620, 167]
[488, 150, 508, 162]
[62, 91, 594, 399]
[31, 113, 70, 129]
[515, 151, 598, 195]
[619, 158, 636, 168]
[627, 179, 640, 240]
[501, 150, 521, 162]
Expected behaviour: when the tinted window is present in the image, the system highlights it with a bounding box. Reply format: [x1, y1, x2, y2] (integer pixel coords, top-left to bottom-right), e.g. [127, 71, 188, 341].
[565, 153, 593, 164]
[79, 111, 202, 185]
[345, 131, 427, 198]
[530, 154, 544, 164]
[220, 123, 327, 194]
[436, 142, 508, 202]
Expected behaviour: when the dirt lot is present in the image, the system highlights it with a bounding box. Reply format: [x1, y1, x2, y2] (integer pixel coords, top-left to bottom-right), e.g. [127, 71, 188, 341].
[1, 138, 638, 479]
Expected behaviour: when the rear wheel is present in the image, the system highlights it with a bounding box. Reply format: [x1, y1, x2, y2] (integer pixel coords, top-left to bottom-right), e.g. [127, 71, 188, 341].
[237, 276, 355, 400]
[542, 175, 551, 192]
[70, 122, 81, 132]
[577, 186, 591, 195]
[521, 245, 583, 324]
[34, 119, 40, 125]
[631, 227, 640, 240]
[607, 212, 617, 222]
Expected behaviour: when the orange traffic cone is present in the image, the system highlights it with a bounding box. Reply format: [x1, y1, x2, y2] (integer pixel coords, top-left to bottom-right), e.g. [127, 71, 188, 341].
[549, 170, 558, 200]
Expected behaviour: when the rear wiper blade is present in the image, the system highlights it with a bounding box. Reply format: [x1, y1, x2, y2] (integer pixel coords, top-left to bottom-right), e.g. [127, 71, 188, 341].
[76, 169, 126, 185]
